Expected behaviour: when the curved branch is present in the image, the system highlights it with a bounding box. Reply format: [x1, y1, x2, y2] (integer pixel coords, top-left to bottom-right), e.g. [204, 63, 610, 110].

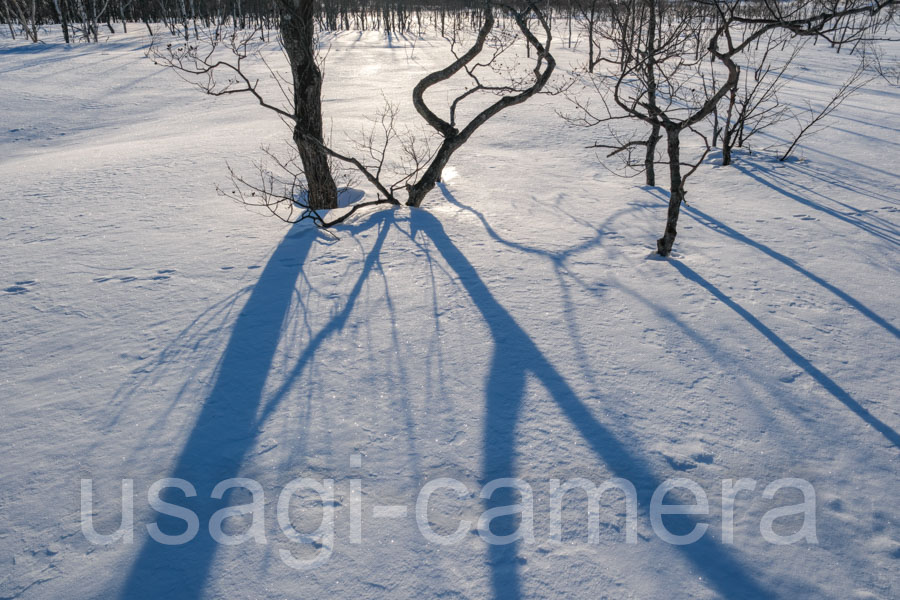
[411, 3, 495, 138]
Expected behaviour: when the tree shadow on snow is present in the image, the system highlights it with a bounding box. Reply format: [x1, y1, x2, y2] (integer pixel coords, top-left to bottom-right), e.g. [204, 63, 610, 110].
[638, 187, 898, 451]
[409, 202, 775, 600]
[117, 211, 392, 599]
[115, 193, 810, 599]
[645, 187, 899, 340]
[732, 162, 900, 249]
[668, 259, 900, 451]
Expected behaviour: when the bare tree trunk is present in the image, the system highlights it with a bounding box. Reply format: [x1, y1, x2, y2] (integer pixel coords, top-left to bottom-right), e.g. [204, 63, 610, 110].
[645, 124, 660, 185]
[4, 0, 17, 39]
[643, 0, 660, 186]
[405, 136, 463, 207]
[8, 0, 39, 42]
[722, 85, 736, 165]
[279, 0, 337, 210]
[119, 0, 127, 33]
[587, 21, 595, 72]
[657, 126, 683, 256]
[52, 0, 71, 42]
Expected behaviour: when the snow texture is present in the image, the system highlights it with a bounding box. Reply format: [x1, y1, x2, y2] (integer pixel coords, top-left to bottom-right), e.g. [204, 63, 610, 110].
[0, 25, 898, 600]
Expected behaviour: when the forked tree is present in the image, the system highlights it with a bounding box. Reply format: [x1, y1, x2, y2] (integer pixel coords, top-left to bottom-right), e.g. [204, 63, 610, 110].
[150, 1, 556, 222]
[568, 0, 898, 256]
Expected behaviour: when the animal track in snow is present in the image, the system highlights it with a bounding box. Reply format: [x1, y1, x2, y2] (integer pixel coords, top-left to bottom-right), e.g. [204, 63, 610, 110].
[4, 280, 37, 294]
[93, 269, 176, 283]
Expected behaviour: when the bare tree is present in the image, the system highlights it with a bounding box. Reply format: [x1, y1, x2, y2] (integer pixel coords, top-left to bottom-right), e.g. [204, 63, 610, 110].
[568, 0, 898, 256]
[571, 0, 603, 73]
[401, 2, 556, 206]
[3, 0, 19, 39]
[565, 0, 700, 188]
[568, 0, 731, 254]
[278, 0, 338, 209]
[779, 59, 873, 160]
[150, 6, 338, 210]
[705, 32, 799, 165]
[5, 0, 39, 42]
[859, 39, 900, 86]
[150, 2, 556, 225]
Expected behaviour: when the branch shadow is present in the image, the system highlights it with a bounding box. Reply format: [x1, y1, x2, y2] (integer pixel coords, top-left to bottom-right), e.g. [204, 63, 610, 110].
[409, 208, 775, 600]
[668, 259, 900, 451]
[642, 186, 899, 341]
[732, 162, 900, 248]
[681, 201, 899, 340]
[117, 211, 391, 599]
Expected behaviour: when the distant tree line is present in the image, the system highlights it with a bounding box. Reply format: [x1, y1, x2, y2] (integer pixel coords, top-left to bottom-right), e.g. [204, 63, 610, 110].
[5, 0, 891, 52]
[4, 0, 897, 255]
[2, 0, 601, 42]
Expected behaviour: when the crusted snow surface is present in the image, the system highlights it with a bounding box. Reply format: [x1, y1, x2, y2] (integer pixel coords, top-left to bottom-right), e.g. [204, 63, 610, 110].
[1, 25, 898, 600]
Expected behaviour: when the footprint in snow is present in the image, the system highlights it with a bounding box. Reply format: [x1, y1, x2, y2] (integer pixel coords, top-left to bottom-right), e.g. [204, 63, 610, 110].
[94, 270, 175, 283]
[150, 269, 176, 280]
[665, 455, 698, 471]
[779, 372, 802, 383]
[4, 280, 36, 294]
[656, 441, 714, 472]
[145, 269, 178, 282]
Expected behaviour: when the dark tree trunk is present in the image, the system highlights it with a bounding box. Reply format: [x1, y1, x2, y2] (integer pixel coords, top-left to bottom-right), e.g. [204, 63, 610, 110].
[3, 0, 16, 40]
[643, 0, 660, 187]
[588, 25, 595, 72]
[56, 0, 71, 43]
[657, 126, 684, 256]
[645, 124, 660, 186]
[405, 138, 461, 207]
[721, 86, 736, 166]
[279, 0, 337, 210]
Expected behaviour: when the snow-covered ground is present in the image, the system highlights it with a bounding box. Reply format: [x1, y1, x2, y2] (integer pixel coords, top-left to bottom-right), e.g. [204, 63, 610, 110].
[1, 24, 898, 600]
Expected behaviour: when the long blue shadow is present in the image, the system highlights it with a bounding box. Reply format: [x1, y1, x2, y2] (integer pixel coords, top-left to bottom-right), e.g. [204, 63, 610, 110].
[118, 211, 393, 598]
[733, 162, 900, 248]
[256, 211, 392, 423]
[412, 210, 774, 600]
[680, 202, 899, 340]
[669, 259, 900, 451]
[117, 222, 319, 598]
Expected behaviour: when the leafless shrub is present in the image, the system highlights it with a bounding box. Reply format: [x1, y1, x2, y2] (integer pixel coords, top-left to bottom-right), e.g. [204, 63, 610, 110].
[779, 59, 874, 160]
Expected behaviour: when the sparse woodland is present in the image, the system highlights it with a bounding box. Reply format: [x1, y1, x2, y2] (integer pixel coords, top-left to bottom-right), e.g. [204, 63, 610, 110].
[3, 2, 900, 598]
[4, 0, 898, 254]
